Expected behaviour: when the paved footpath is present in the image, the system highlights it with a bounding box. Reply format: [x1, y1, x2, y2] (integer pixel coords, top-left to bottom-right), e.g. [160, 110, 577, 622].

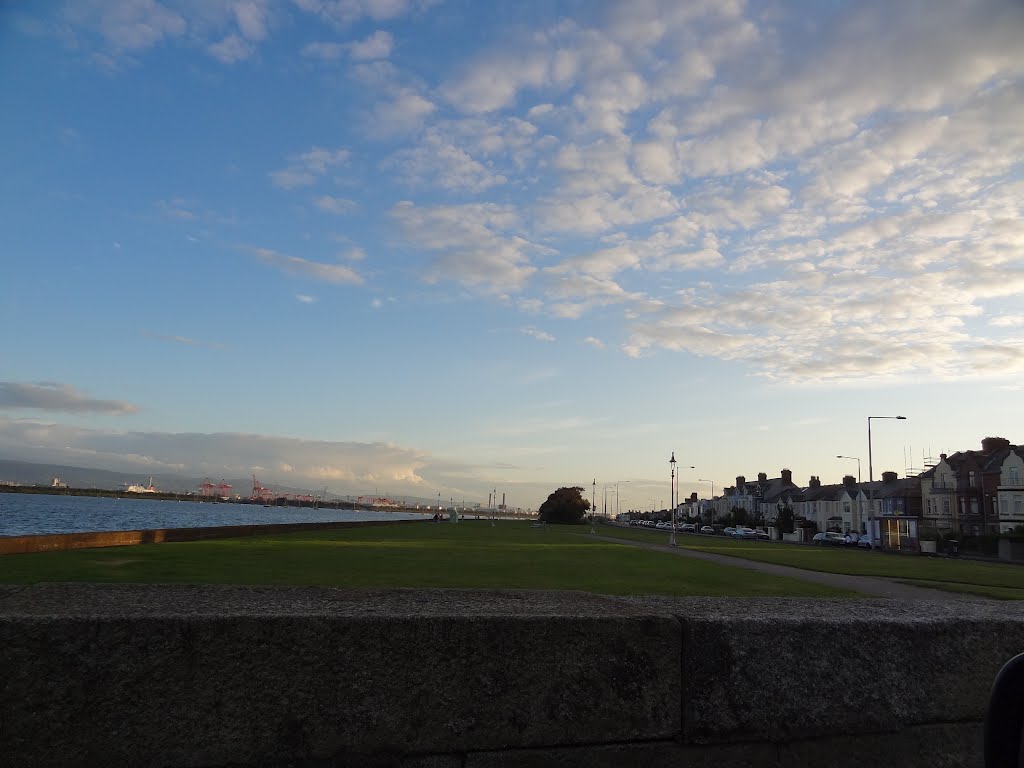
[589, 533, 986, 600]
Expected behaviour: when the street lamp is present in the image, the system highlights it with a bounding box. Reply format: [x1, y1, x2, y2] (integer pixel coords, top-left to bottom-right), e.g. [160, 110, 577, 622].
[615, 480, 629, 519]
[867, 416, 907, 546]
[699, 479, 715, 528]
[591, 478, 596, 534]
[836, 455, 864, 532]
[669, 453, 677, 546]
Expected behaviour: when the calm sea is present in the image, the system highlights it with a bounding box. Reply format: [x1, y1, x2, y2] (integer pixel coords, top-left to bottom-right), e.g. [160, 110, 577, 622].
[0, 493, 428, 537]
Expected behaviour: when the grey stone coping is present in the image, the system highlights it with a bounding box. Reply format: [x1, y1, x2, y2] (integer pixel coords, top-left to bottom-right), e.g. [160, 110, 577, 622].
[623, 596, 1024, 742]
[1, 586, 1018, 768]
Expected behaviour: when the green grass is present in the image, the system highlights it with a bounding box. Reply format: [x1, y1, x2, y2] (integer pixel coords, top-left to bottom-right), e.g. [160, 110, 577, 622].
[595, 523, 1024, 596]
[0, 520, 857, 598]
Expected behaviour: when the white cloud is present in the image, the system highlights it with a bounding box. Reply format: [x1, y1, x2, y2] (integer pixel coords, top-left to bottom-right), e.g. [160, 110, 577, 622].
[293, 0, 436, 27]
[384, 130, 507, 193]
[233, 0, 269, 42]
[141, 331, 224, 349]
[301, 41, 345, 60]
[365, 87, 436, 136]
[314, 195, 358, 215]
[0, 382, 139, 415]
[990, 315, 1024, 328]
[254, 247, 364, 285]
[583, 336, 605, 349]
[270, 146, 350, 189]
[349, 29, 392, 60]
[76, 0, 187, 52]
[521, 326, 555, 343]
[207, 33, 251, 62]
[296, 293, 317, 303]
[390, 201, 542, 295]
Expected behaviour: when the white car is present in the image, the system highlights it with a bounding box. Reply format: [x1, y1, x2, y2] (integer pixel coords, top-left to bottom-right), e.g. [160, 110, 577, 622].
[723, 526, 737, 537]
[700, 525, 714, 534]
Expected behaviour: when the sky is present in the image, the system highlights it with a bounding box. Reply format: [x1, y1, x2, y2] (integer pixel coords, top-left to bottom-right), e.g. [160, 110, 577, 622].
[1, 0, 1023, 510]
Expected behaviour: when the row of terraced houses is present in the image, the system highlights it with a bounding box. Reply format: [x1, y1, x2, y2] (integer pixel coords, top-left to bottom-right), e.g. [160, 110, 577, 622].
[679, 437, 1024, 551]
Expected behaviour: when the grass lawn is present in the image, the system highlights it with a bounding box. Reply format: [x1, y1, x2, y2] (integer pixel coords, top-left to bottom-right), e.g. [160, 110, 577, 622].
[0, 520, 857, 598]
[595, 523, 1024, 597]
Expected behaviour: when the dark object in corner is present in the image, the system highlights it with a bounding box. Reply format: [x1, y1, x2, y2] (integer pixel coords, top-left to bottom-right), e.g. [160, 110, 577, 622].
[986, 652, 1024, 768]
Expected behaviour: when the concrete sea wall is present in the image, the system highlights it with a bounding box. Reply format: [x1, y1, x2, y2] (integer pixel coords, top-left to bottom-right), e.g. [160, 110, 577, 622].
[1, 584, 1018, 767]
[0, 518, 427, 555]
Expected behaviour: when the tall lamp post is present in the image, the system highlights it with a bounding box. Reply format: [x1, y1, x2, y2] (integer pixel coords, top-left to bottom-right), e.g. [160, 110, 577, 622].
[836, 455, 863, 533]
[615, 480, 629, 519]
[867, 416, 907, 546]
[591, 478, 596, 534]
[669, 453, 677, 546]
[699, 479, 715, 528]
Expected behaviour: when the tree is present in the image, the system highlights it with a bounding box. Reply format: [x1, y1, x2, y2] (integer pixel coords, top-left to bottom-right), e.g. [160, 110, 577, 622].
[775, 504, 795, 537]
[538, 486, 590, 524]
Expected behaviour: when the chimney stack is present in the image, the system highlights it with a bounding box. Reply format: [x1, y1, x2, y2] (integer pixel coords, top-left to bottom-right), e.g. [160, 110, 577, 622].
[808, 476, 821, 488]
[781, 468, 792, 484]
[757, 472, 768, 482]
[736, 475, 746, 487]
[843, 475, 856, 487]
[882, 471, 898, 483]
[982, 437, 1011, 453]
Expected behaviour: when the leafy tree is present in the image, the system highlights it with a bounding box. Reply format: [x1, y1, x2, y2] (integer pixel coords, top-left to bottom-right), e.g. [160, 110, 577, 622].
[730, 506, 749, 526]
[538, 486, 591, 524]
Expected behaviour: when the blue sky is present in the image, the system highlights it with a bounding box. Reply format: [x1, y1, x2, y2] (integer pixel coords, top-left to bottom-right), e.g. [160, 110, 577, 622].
[1, 0, 1022, 509]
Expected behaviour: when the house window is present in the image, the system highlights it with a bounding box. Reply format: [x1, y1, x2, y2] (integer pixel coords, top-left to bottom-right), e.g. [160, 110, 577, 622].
[927, 499, 932, 515]
[969, 471, 976, 488]
[943, 499, 950, 518]
[1011, 467, 1021, 485]
[1015, 497, 1023, 518]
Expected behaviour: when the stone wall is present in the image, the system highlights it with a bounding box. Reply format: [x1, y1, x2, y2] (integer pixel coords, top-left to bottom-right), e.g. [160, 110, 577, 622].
[1, 585, 1019, 767]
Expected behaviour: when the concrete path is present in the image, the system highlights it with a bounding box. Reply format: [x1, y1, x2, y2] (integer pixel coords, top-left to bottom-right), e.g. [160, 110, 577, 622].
[589, 534, 987, 600]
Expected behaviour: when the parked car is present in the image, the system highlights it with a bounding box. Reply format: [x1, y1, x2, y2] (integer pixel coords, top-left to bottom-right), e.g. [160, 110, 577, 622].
[655, 521, 669, 530]
[755, 529, 770, 540]
[723, 527, 737, 537]
[857, 535, 874, 550]
[700, 525, 714, 534]
[812, 531, 845, 545]
[734, 527, 758, 538]
[680, 523, 696, 532]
